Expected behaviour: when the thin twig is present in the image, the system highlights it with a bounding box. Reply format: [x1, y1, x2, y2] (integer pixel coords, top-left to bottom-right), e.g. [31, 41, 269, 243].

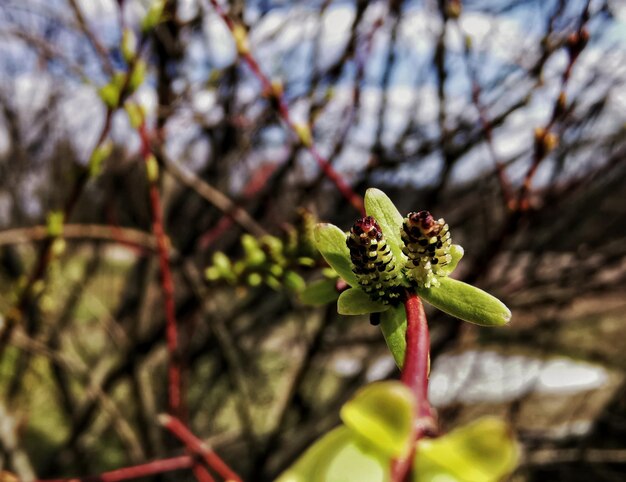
[0, 224, 157, 251]
[159, 414, 243, 482]
[137, 122, 183, 419]
[206, 0, 364, 215]
[37, 455, 195, 482]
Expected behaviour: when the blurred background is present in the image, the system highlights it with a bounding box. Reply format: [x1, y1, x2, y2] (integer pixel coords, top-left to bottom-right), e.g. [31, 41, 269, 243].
[1, 0, 625, 480]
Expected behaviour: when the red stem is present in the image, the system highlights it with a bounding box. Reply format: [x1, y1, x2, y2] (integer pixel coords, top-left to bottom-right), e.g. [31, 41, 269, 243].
[192, 464, 216, 482]
[138, 123, 182, 419]
[37, 455, 195, 482]
[160, 414, 243, 482]
[391, 292, 434, 482]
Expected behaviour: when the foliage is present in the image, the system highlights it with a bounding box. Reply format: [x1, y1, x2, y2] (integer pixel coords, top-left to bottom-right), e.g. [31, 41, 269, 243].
[313, 188, 510, 365]
[278, 382, 519, 482]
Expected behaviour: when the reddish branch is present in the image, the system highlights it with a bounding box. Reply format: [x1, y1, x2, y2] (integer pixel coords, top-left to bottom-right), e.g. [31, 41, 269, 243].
[37, 456, 195, 482]
[137, 123, 182, 419]
[517, 0, 590, 211]
[457, 26, 513, 208]
[159, 414, 243, 482]
[391, 292, 435, 482]
[207, 0, 364, 215]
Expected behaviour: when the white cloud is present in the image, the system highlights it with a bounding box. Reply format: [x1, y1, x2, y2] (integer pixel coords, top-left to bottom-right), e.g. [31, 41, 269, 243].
[429, 350, 609, 406]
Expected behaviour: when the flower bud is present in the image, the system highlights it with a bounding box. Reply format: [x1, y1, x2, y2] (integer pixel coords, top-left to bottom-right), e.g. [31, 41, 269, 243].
[346, 217, 401, 304]
[401, 211, 452, 288]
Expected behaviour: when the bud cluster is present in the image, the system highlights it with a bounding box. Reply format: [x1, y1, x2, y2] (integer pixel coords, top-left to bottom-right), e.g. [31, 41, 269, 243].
[347, 217, 401, 304]
[401, 211, 452, 288]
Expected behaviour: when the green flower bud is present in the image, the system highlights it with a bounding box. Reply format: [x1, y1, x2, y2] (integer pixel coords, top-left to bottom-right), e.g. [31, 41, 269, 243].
[346, 217, 401, 304]
[401, 211, 452, 288]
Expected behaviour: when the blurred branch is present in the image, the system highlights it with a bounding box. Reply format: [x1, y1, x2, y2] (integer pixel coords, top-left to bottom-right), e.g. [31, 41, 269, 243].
[66, 0, 115, 76]
[37, 455, 196, 482]
[156, 148, 267, 238]
[0, 224, 157, 251]
[159, 414, 242, 482]
[206, 0, 365, 215]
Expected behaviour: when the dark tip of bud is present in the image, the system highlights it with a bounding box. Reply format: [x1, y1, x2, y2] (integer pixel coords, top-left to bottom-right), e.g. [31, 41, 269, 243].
[407, 211, 440, 236]
[352, 216, 380, 235]
[566, 28, 589, 59]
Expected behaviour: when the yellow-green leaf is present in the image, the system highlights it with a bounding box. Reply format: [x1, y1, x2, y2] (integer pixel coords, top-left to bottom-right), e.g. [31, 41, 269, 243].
[439, 244, 464, 276]
[141, 0, 166, 32]
[364, 188, 407, 272]
[88, 141, 113, 178]
[340, 381, 415, 458]
[338, 288, 389, 315]
[241, 234, 266, 266]
[275, 427, 389, 482]
[284, 271, 306, 292]
[46, 211, 64, 237]
[415, 417, 520, 482]
[314, 223, 357, 287]
[379, 304, 407, 368]
[418, 277, 511, 327]
[299, 279, 340, 306]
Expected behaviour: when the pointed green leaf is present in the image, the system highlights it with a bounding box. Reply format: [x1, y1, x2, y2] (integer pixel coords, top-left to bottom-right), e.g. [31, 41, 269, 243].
[338, 288, 389, 315]
[299, 279, 340, 306]
[418, 277, 511, 327]
[340, 381, 415, 458]
[364, 189, 406, 270]
[380, 304, 407, 367]
[439, 244, 464, 276]
[414, 417, 520, 482]
[314, 223, 357, 287]
[276, 426, 389, 482]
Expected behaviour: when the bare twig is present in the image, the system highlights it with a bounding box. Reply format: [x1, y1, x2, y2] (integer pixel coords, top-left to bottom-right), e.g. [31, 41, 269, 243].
[159, 414, 243, 482]
[137, 122, 183, 418]
[37, 455, 195, 482]
[206, 0, 365, 215]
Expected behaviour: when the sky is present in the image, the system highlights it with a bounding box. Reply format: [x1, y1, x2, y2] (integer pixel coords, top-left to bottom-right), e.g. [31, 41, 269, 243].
[0, 0, 625, 214]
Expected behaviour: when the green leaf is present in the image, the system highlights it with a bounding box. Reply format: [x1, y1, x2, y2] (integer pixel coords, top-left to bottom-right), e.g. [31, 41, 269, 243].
[338, 288, 389, 315]
[125, 102, 144, 128]
[88, 141, 113, 178]
[364, 189, 407, 271]
[314, 223, 358, 287]
[46, 211, 65, 237]
[418, 277, 511, 327]
[98, 82, 120, 108]
[141, 0, 166, 32]
[129, 60, 147, 93]
[247, 272, 262, 287]
[380, 305, 407, 368]
[241, 234, 266, 266]
[439, 244, 464, 276]
[414, 417, 520, 482]
[275, 427, 389, 482]
[340, 381, 415, 458]
[299, 279, 340, 306]
[121, 28, 137, 63]
[284, 271, 306, 292]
